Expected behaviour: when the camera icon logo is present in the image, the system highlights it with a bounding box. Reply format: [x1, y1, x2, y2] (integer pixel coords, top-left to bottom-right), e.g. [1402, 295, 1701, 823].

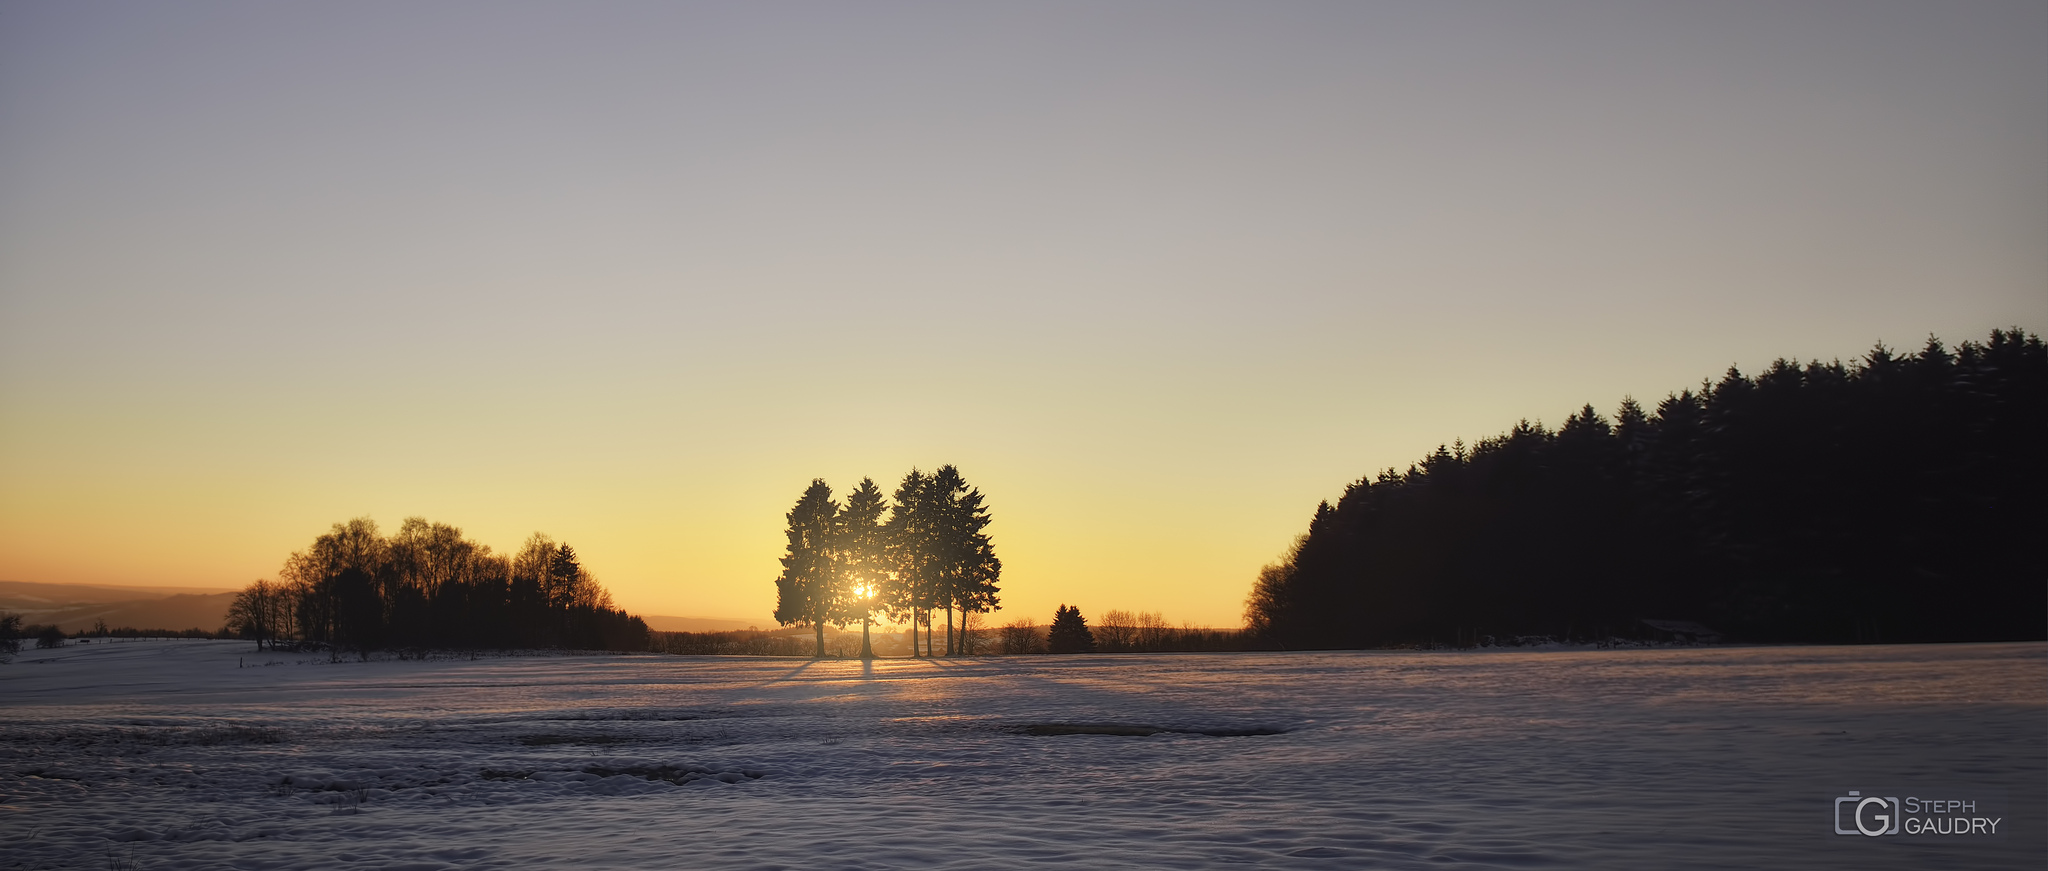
[1835, 791, 1901, 836]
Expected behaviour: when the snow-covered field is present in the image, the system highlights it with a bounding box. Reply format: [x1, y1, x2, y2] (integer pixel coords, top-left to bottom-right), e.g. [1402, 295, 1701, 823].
[2, 640, 2041, 869]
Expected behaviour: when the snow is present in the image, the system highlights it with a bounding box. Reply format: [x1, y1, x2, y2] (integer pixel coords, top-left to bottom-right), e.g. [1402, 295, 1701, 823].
[2, 640, 2042, 869]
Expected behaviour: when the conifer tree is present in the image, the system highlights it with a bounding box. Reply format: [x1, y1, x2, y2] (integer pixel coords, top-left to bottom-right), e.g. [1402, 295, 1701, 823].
[773, 479, 842, 657]
[885, 470, 939, 656]
[930, 465, 1001, 655]
[1048, 604, 1095, 653]
[1242, 327, 2047, 648]
[836, 477, 890, 659]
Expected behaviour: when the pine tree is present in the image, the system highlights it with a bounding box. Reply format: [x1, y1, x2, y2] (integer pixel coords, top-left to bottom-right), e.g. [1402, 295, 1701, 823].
[836, 477, 890, 659]
[547, 544, 585, 645]
[930, 465, 1001, 655]
[773, 479, 842, 657]
[885, 469, 938, 656]
[1048, 604, 1094, 653]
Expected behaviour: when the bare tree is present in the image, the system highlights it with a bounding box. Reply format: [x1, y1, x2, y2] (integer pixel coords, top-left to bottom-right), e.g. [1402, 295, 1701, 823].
[998, 618, 1043, 655]
[1135, 611, 1170, 651]
[1096, 609, 1136, 652]
[224, 579, 280, 650]
[955, 608, 987, 655]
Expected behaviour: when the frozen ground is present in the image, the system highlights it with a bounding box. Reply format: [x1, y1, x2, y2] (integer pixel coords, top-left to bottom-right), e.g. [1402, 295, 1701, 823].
[2, 640, 2041, 869]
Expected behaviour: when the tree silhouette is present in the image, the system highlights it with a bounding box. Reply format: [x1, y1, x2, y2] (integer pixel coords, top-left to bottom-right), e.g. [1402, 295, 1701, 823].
[836, 477, 891, 659]
[930, 465, 1001, 656]
[885, 469, 940, 656]
[332, 566, 382, 660]
[1245, 327, 2048, 648]
[774, 479, 842, 658]
[998, 618, 1043, 654]
[0, 613, 20, 661]
[1048, 604, 1095, 653]
[224, 580, 283, 650]
[237, 517, 646, 654]
[759, 467, 1007, 657]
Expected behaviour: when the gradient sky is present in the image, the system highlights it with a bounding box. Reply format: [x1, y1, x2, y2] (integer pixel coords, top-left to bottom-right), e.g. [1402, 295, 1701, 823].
[2, 1, 2042, 628]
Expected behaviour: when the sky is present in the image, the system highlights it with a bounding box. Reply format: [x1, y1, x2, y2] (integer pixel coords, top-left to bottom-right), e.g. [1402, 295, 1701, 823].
[1, 1, 2043, 629]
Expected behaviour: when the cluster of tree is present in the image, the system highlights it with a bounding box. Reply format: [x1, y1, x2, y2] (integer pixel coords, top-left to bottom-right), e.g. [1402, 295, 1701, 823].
[1247, 328, 2048, 648]
[224, 517, 648, 657]
[774, 466, 1000, 658]
[1095, 609, 1175, 652]
[1093, 610, 1247, 652]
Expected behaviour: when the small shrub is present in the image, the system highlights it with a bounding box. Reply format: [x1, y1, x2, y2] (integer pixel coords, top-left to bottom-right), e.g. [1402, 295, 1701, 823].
[332, 787, 368, 814]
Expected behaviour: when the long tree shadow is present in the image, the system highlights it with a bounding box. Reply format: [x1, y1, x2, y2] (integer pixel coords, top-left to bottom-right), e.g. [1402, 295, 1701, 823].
[837, 655, 974, 683]
[747, 659, 821, 688]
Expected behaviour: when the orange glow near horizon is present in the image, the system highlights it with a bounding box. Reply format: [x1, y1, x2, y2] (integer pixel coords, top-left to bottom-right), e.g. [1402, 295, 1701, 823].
[1, 4, 2042, 629]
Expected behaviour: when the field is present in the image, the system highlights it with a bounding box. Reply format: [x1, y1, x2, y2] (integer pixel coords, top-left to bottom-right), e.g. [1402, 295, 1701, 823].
[2, 640, 2041, 869]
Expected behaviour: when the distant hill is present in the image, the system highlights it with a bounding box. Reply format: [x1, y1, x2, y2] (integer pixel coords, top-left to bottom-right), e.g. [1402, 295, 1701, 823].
[0, 581, 240, 633]
[41, 593, 240, 634]
[640, 615, 761, 633]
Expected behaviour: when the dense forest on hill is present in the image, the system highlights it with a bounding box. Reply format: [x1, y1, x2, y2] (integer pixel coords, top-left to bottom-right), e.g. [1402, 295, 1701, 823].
[224, 517, 647, 656]
[1246, 328, 2047, 648]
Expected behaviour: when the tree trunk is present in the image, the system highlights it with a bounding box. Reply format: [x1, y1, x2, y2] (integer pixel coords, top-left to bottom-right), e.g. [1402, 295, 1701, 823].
[859, 616, 873, 660]
[945, 604, 955, 656]
[813, 622, 825, 658]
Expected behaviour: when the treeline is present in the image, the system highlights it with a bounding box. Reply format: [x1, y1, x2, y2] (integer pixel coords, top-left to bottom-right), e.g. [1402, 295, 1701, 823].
[775, 466, 1000, 658]
[648, 609, 1246, 658]
[649, 629, 817, 657]
[0, 615, 218, 662]
[225, 517, 648, 657]
[1247, 328, 2048, 648]
[995, 609, 1247, 654]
